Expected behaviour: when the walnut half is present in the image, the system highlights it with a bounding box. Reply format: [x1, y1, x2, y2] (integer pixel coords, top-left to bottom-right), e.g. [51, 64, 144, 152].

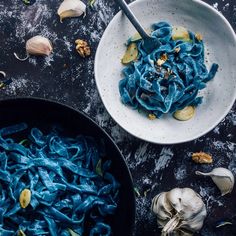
[75, 39, 91, 58]
[192, 152, 213, 164]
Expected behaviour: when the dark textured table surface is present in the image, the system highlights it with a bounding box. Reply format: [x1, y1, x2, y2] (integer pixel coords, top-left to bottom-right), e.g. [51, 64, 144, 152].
[0, 0, 235, 235]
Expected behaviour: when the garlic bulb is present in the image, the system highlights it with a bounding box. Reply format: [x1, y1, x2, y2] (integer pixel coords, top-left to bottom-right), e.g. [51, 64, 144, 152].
[151, 188, 207, 236]
[57, 0, 86, 22]
[14, 36, 53, 61]
[195, 167, 235, 196]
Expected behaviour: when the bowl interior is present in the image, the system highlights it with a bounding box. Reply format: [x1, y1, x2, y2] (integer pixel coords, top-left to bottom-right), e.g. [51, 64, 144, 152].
[95, 0, 236, 144]
[0, 98, 135, 236]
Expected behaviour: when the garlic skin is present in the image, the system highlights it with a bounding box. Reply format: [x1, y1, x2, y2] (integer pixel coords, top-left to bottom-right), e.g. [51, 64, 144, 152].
[26, 36, 53, 56]
[195, 167, 234, 196]
[57, 0, 86, 22]
[151, 188, 207, 236]
[0, 71, 6, 78]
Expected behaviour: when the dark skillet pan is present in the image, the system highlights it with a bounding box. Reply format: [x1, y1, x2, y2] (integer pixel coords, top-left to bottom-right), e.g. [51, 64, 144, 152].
[0, 97, 135, 236]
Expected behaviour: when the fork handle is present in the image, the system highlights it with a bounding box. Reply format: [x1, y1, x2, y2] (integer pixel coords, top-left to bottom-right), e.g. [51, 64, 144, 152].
[116, 0, 149, 39]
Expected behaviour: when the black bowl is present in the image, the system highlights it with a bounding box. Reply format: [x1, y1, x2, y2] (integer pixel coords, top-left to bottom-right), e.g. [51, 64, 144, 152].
[0, 97, 135, 236]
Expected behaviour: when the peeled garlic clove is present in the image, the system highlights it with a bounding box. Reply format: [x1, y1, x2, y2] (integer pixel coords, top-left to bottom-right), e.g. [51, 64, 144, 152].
[26, 36, 53, 56]
[195, 167, 235, 196]
[173, 106, 195, 121]
[58, 0, 86, 22]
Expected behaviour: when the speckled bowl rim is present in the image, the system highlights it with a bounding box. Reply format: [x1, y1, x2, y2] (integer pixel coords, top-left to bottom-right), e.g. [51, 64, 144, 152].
[95, 0, 236, 144]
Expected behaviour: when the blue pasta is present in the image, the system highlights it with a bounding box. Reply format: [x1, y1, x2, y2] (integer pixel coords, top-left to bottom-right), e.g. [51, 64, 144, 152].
[119, 22, 219, 118]
[0, 123, 120, 236]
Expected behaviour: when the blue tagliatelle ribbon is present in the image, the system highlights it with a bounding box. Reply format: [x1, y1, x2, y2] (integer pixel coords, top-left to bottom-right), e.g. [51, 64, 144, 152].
[119, 21, 219, 118]
[0, 123, 119, 236]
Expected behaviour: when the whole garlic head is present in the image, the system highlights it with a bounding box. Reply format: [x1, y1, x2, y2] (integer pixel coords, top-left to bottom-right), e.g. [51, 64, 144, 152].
[151, 188, 207, 236]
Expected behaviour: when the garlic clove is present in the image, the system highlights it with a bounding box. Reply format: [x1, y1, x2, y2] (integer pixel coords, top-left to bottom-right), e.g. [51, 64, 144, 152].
[180, 207, 207, 232]
[57, 0, 86, 22]
[195, 167, 235, 196]
[166, 188, 183, 213]
[152, 192, 172, 220]
[26, 36, 53, 56]
[178, 188, 206, 220]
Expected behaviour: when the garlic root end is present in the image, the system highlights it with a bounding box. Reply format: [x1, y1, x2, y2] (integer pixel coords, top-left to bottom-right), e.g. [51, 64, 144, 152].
[0, 71, 6, 78]
[14, 52, 29, 61]
[195, 171, 210, 176]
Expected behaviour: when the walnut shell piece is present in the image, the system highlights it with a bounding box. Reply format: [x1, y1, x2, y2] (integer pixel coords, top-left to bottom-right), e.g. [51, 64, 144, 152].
[157, 53, 168, 66]
[75, 39, 91, 58]
[192, 152, 213, 164]
[148, 114, 156, 120]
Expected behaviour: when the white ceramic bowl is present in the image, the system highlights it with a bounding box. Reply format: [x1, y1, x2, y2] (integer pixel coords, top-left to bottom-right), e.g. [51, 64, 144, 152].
[95, 0, 236, 144]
